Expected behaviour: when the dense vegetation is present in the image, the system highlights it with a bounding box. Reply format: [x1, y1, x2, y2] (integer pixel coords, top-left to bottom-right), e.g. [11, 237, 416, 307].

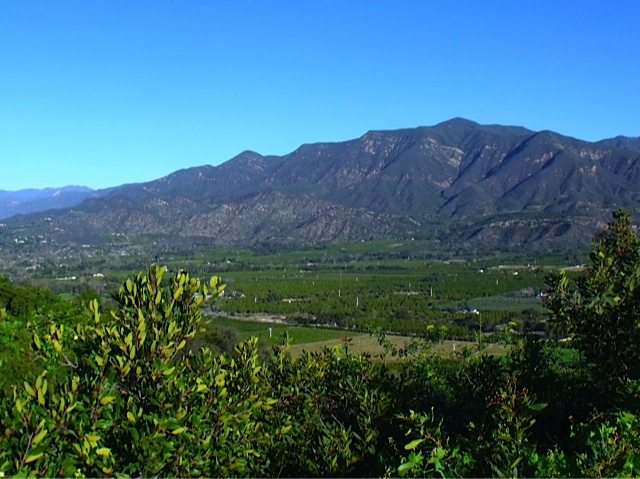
[1, 210, 639, 477]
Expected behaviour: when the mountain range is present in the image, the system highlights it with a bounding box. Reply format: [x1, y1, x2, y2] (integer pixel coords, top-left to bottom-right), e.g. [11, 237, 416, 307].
[0, 186, 98, 220]
[2, 118, 639, 253]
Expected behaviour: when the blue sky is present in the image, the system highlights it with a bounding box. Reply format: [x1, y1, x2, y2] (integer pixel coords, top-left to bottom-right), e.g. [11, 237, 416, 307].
[1, 0, 639, 190]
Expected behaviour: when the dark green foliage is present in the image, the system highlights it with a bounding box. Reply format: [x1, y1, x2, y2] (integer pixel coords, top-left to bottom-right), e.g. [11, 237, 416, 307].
[1, 211, 640, 477]
[263, 339, 394, 477]
[190, 325, 239, 355]
[396, 408, 474, 477]
[572, 411, 640, 477]
[546, 209, 640, 402]
[0, 279, 90, 394]
[73, 287, 101, 308]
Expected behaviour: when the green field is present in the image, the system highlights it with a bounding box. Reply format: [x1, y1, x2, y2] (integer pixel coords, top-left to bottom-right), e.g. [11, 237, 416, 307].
[206, 316, 511, 359]
[5, 238, 581, 344]
[206, 316, 364, 350]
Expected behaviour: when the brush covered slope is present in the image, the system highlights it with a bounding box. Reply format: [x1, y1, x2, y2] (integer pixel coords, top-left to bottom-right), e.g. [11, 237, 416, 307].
[2, 118, 639, 252]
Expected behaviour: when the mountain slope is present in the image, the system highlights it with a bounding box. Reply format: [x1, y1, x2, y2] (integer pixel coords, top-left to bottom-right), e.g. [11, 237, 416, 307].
[2, 119, 639, 252]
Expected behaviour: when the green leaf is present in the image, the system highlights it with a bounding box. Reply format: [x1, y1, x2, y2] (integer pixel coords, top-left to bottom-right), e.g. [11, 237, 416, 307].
[25, 452, 43, 463]
[100, 395, 116, 405]
[96, 447, 111, 457]
[530, 401, 548, 411]
[32, 429, 47, 445]
[173, 286, 183, 300]
[196, 383, 208, 393]
[398, 460, 415, 473]
[405, 438, 425, 450]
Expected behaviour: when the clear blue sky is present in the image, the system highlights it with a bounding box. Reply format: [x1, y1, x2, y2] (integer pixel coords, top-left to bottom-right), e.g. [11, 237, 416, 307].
[1, 0, 638, 190]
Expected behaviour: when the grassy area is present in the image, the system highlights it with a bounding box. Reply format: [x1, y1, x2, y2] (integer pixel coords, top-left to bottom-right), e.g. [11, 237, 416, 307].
[558, 347, 580, 363]
[208, 317, 512, 359]
[288, 335, 508, 359]
[207, 316, 363, 350]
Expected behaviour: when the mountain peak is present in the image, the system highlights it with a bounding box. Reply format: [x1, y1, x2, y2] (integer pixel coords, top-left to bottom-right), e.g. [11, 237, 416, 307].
[435, 117, 480, 128]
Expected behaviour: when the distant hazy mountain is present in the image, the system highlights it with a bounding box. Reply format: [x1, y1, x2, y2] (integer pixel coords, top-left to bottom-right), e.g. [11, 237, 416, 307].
[0, 186, 97, 220]
[2, 118, 639, 252]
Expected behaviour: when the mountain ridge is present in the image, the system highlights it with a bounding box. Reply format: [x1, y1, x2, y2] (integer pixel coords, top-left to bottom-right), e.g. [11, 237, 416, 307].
[2, 118, 639, 253]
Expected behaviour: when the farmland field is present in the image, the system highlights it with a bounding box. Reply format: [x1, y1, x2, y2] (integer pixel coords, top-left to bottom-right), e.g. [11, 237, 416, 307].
[205, 315, 362, 350]
[204, 316, 511, 359]
[2, 238, 584, 344]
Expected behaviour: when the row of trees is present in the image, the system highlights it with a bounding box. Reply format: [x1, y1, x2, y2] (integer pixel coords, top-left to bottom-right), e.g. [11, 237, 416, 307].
[0, 210, 639, 477]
